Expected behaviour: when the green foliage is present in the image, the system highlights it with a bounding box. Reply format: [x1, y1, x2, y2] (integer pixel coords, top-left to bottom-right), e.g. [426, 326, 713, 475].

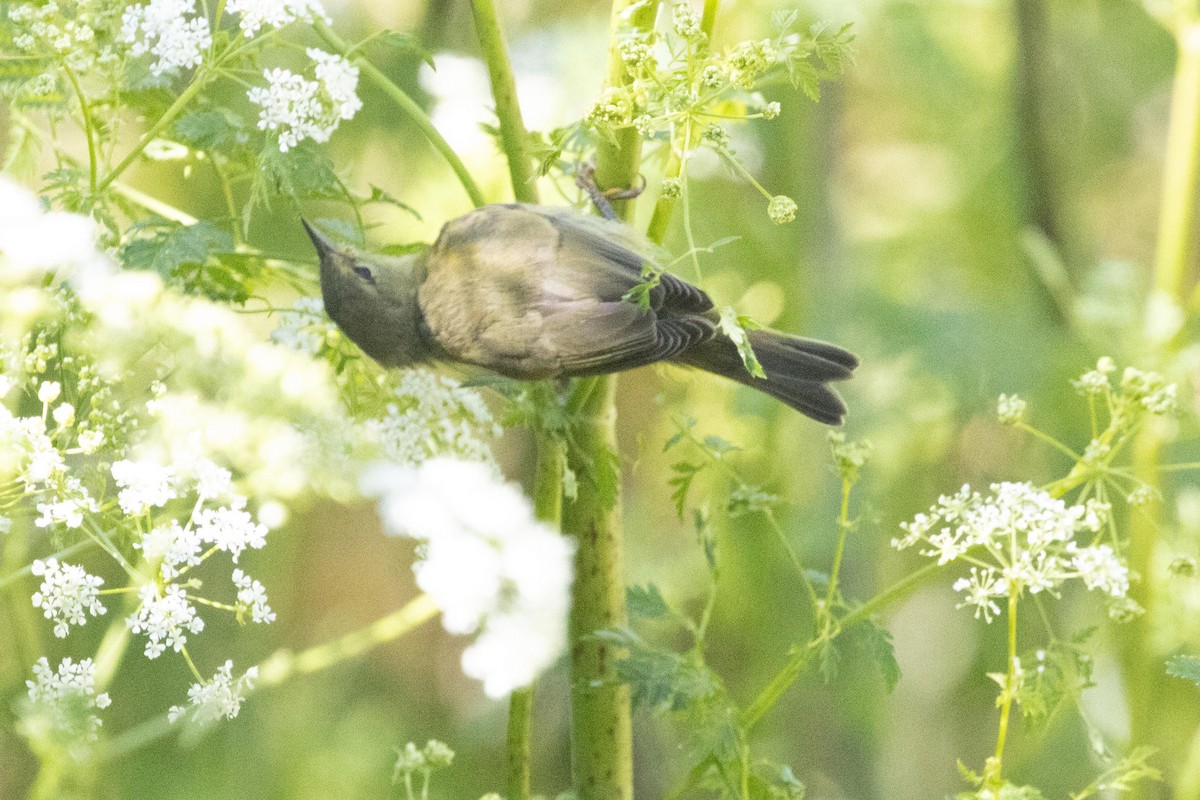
[122, 219, 266, 303]
[1166, 654, 1200, 685]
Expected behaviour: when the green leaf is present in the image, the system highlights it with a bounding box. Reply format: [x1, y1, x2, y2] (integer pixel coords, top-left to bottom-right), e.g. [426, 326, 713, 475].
[255, 141, 343, 204]
[717, 307, 766, 380]
[376, 30, 435, 68]
[366, 185, 421, 219]
[726, 484, 777, 517]
[596, 627, 723, 713]
[628, 584, 670, 620]
[1167, 654, 1200, 685]
[669, 461, 706, 519]
[122, 220, 256, 303]
[173, 108, 247, 151]
[857, 620, 901, 693]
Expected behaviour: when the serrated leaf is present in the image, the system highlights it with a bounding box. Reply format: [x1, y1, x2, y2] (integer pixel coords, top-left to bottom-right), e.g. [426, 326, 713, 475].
[256, 141, 342, 203]
[628, 584, 670, 619]
[857, 620, 900, 692]
[1167, 654, 1200, 686]
[669, 461, 705, 519]
[173, 108, 246, 151]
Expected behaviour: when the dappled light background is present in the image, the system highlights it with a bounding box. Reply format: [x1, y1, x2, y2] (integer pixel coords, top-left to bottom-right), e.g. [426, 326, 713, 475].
[1, 1, 1195, 798]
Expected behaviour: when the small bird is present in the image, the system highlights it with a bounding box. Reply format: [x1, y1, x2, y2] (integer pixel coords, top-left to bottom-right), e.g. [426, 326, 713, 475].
[305, 203, 857, 424]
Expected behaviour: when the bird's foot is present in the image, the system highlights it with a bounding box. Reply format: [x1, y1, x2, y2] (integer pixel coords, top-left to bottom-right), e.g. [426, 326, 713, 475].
[576, 161, 646, 221]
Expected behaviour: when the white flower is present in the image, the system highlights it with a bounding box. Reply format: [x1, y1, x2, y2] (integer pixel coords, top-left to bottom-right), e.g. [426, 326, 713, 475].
[194, 506, 267, 562]
[24, 657, 111, 746]
[0, 177, 110, 289]
[111, 458, 179, 515]
[168, 660, 257, 725]
[952, 567, 1004, 623]
[136, 520, 203, 580]
[996, 393, 1026, 426]
[77, 429, 105, 454]
[270, 297, 337, 356]
[247, 50, 361, 153]
[127, 584, 205, 658]
[232, 568, 275, 624]
[364, 369, 498, 468]
[225, 0, 328, 36]
[52, 402, 75, 427]
[1069, 544, 1130, 597]
[120, 0, 211, 76]
[897, 481, 1132, 621]
[362, 458, 574, 697]
[34, 487, 98, 529]
[31, 558, 107, 638]
[37, 380, 61, 403]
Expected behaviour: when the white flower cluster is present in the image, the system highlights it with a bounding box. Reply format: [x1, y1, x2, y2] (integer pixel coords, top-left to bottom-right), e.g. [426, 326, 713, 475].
[8, 1, 119, 75]
[120, 0, 211, 76]
[31, 558, 106, 638]
[363, 458, 574, 698]
[270, 297, 341, 356]
[225, 0, 328, 36]
[168, 660, 258, 725]
[23, 657, 111, 749]
[894, 482, 1129, 622]
[127, 584, 206, 659]
[248, 49, 362, 153]
[365, 369, 500, 467]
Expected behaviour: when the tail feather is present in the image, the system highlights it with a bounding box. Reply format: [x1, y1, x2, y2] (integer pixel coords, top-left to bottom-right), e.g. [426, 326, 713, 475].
[675, 329, 856, 425]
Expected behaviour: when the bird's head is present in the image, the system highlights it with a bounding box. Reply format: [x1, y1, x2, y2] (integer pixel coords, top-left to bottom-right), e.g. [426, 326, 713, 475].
[302, 220, 428, 367]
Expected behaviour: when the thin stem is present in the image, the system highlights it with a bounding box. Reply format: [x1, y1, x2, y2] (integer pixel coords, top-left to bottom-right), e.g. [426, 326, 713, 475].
[57, 62, 98, 198]
[0, 539, 96, 590]
[471, 0, 539, 204]
[312, 20, 486, 209]
[98, 71, 213, 192]
[98, 595, 440, 763]
[739, 561, 943, 730]
[987, 589, 1020, 789]
[823, 477, 853, 612]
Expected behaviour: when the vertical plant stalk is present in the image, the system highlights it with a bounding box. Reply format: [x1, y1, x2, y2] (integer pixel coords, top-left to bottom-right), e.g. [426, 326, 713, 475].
[312, 20, 487, 209]
[1154, 23, 1200, 301]
[986, 590, 1020, 790]
[468, 6, 549, 795]
[1123, 21, 1200, 791]
[563, 4, 659, 799]
[471, 0, 539, 204]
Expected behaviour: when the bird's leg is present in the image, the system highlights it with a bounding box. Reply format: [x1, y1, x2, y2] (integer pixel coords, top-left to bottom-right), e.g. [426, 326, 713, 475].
[575, 161, 646, 221]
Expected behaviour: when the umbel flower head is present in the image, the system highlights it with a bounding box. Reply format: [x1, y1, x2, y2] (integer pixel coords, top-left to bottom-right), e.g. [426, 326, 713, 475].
[894, 482, 1128, 622]
[248, 49, 363, 152]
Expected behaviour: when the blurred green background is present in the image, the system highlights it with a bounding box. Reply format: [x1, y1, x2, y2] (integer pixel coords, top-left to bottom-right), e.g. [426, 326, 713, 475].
[3, 0, 1199, 797]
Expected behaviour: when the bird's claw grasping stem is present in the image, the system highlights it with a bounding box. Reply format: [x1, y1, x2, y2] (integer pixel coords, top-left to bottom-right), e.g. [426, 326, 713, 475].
[576, 161, 646, 221]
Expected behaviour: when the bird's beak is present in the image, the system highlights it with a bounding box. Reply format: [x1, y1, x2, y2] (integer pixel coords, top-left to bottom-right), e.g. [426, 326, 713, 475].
[301, 219, 336, 258]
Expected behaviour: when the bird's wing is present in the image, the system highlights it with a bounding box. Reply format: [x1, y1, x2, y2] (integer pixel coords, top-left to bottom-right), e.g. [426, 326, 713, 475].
[419, 204, 715, 378]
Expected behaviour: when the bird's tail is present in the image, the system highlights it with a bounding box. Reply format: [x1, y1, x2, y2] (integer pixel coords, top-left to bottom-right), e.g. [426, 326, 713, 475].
[675, 330, 857, 424]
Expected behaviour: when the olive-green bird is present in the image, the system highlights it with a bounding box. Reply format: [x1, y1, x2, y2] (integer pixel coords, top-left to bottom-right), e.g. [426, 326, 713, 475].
[305, 203, 857, 424]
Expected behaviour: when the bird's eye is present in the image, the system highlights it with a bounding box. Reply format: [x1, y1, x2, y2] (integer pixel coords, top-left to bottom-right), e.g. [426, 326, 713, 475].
[353, 265, 375, 284]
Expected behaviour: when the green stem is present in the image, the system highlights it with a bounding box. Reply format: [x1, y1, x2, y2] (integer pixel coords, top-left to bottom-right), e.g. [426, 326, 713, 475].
[562, 5, 659, 799]
[739, 561, 942, 731]
[98, 595, 439, 764]
[470, 0, 539, 204]
[0, 539, 96, 590]
[1154, 23, 1200, 301]
[58, 62, 98, 198]
[98, 72, 214, 192]
[987, 589, 1020, 789]
[823, 477, 853, 613]
[312, 20, 486, 209]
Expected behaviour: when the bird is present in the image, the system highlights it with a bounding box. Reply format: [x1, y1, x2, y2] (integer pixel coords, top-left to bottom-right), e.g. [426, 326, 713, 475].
[304, 203, 857, 424]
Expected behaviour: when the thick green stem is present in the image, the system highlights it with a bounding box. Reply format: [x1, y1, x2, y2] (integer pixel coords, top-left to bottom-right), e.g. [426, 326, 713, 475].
[564, 377, 633, 800]
[470, 0, 539, 204]
[312, 20, 487, 209]
[1154, 23, 1200, 301]
[562, 5, 659, 799]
